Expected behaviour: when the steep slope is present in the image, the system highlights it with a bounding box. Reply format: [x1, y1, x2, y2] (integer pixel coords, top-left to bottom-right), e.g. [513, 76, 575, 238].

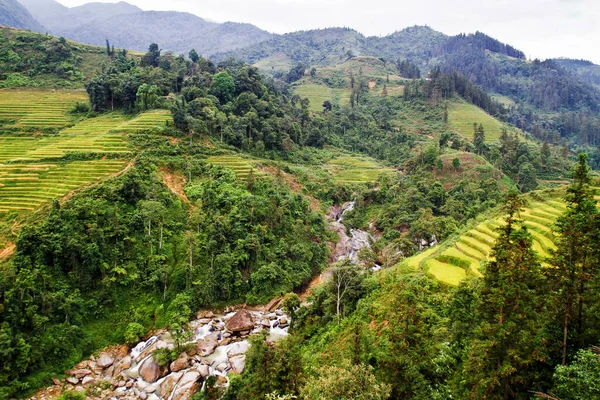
[0, 0, 44, 31]
[18, 0, 273, 56]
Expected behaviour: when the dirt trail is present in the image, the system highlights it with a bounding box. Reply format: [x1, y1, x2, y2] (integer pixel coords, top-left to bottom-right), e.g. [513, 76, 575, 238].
[0, 243, 15, 262]
[159, 167, 189, 203]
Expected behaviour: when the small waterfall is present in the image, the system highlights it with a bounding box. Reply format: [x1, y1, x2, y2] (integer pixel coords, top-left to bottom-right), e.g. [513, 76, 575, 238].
[131, 335, 158, 359]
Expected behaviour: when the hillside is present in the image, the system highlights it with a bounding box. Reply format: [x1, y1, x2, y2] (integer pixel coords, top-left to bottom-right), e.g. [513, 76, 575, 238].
[0, 0, 44, 31]
[406, 187, 600, 285]
[0, 27, 121, 88]
[553, 58, 600, 89]
[18, 0, 273, 56]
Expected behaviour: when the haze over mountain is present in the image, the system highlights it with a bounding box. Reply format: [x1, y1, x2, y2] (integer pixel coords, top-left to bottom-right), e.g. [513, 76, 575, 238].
[0, 0, 45, 31]
[17, 0, 273, 56]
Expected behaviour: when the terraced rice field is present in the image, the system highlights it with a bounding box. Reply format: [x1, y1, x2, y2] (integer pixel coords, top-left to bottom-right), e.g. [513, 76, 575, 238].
[447, 100, 506, 142]
[326, 156, 395, 184]
[0, 160, 128, 212]
[404, 189, 600, 286]
[206, 155, 264, 180]
[118, 110, 173, 132]
[0, 91, 172, 214]
[0, 90, 87, 128]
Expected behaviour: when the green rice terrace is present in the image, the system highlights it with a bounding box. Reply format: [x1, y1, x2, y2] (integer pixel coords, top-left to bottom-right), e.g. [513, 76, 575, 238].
[0, 90, 172, 214]
[0, 160, 128, 212]
[404, 186, 600, 286]
[206, 154, 265, 180]
[326, 155, 396, 183]
[448, 100, 518, 142]
[0, 90, 88, 128]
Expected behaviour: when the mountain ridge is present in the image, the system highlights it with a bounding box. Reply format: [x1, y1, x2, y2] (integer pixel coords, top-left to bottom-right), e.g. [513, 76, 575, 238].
[0, 0, 45, 31]
[16, 0, 274, 56]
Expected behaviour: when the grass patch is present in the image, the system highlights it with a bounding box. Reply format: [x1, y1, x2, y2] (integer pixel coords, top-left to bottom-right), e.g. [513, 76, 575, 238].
[448, 100, 507, 142]
[325, 155, 395, 184]
[293, 82, 352, 112]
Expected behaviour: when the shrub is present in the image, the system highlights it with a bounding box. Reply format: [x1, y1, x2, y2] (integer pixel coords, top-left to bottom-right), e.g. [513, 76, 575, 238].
[68, 102, 90, 115]
[124, 322, 145, 345]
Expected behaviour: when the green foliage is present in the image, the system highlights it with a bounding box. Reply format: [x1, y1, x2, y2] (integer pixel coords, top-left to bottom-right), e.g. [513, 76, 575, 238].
[124, 322, 145, 345]
[547, 153, 600, 365]
[301, 362, 391, 400]
[463, 192, 547, 398]
[225, 333, 304, 399]
[549, 348, 600, 399]
[210, 72, 235, 104]
[55, 391, 86, 400]
[0, 28, 109, 88]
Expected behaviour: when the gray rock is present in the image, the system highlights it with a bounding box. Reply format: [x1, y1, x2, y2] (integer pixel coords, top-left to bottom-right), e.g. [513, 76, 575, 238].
[139, 357, 162, 383]
[81, 376, 95, 386]
[160, 371, 184, 399]
[69, 368, 92, 379]
[97, 353, 115, 368]
[227, 341, 250, 357]
[66, 377, 79, 385]
[198, 364, 210, 377]
[171, 370, 200, 400]
[261, 318, 271, 328]
[170, 353, 189, 372]
[215, 362, 228, 373]
[229, 355, 246, 374]
[144, 384, 157, 393]
[225, 310, 254, 332]
[113, 355, 132, 377]
[196, 332, 220, 357]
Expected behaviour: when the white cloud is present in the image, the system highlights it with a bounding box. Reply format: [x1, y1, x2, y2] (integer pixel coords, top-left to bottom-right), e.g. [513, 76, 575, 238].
[56, 0, 600, 63]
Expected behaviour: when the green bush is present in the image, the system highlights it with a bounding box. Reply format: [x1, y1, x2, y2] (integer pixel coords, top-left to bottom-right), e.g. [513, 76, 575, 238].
[124, 322, 145, 345]
[56, 391, 86, 400]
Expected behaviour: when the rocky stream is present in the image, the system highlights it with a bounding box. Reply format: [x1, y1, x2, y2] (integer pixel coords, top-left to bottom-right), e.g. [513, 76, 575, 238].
[30, 304, 290, 400]
[30, 201, 370, 400]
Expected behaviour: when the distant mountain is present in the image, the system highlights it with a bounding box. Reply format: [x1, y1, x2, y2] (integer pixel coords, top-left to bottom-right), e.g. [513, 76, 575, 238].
[0, 0, 45, 31]
[553, 58, 600, 89]
[18, 0, 273, 56]
[213, 26, 447, 68]
[220, 26, 599, 114]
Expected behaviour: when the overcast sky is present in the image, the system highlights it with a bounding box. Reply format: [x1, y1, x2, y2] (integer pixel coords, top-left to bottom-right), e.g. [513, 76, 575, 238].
[56, 0, 600, 64]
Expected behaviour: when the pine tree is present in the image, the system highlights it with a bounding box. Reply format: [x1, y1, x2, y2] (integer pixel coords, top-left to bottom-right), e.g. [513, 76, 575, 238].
[465, 192, 546, 399]
[541, 140, 551, 166]
[548, 153, 600, 365]
[473, 123, 486, 155]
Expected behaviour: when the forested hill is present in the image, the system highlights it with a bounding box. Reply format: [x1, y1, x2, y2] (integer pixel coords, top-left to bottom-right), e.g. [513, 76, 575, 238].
[553, 58, 600, 89]
[0, 0, 44, 31]
[219, 25, 600, 114]
[17, 0, 274, 56]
